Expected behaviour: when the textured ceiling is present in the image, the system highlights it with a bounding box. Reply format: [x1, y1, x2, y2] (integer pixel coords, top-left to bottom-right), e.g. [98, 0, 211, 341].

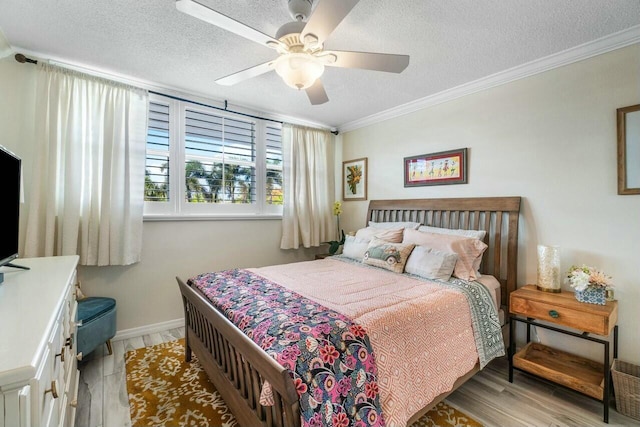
[1, 0, 639, 129]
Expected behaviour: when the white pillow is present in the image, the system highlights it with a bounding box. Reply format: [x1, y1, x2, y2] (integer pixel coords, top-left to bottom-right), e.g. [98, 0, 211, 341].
[405, 247, 458, 281]
[368, 221, 421, 230]
[355, 227, 404, 243]
[403, 229, 488, 281]
[342, 235, 370, 261]
[417, 225, 486, 241]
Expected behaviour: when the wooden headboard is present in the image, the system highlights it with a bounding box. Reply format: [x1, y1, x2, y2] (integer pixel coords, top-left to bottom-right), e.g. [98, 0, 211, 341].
[366, 197, 521, 309]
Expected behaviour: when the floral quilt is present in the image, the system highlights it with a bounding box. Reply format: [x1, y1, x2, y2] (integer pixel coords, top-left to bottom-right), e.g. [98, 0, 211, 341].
[189, 269, 385, 427]
[249, 258, 503, 425]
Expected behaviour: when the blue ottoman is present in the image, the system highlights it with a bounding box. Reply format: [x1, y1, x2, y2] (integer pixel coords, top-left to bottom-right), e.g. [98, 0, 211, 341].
[77, 297, 116, 357]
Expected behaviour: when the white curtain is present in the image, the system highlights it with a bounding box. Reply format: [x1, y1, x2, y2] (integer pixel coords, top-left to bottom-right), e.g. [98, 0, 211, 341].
[24, 63, 148, 266]
[280, 124, 335, 249]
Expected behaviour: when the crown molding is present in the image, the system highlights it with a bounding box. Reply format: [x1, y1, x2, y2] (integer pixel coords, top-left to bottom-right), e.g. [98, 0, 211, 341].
[338, 25, 640, 134]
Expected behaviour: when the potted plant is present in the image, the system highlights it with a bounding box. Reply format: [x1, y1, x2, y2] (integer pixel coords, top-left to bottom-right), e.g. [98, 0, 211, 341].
[323, 201, 345, 255]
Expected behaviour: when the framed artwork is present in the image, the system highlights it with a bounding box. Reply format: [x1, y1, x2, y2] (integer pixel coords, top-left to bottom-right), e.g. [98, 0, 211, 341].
[343, 157, 368, 201]
[617, 104, 640, 195]
[404, 148, 468, 187]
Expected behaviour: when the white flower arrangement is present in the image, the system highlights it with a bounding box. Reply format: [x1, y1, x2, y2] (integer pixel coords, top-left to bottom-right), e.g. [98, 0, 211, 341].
[566, 265, 613, 292]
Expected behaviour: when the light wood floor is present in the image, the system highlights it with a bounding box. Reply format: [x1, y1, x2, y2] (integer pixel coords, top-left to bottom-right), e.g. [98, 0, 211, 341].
[76, 328, 638, 427]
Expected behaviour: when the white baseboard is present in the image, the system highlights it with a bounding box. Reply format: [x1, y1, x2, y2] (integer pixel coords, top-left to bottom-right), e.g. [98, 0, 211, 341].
[113, 318, 185, 342]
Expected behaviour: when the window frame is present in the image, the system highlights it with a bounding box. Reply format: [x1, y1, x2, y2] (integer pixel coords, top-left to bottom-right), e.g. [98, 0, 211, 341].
[144, 94, 283, 220]
[265, 123, 284, 209]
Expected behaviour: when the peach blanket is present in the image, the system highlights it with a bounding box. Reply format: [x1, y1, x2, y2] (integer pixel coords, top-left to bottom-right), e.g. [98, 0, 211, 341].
[249, 258, 480, 426]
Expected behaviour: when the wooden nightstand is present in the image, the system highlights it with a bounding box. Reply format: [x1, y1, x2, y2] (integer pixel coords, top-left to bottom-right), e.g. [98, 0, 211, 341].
[509, 285, 619, 423]
[315, 253, 332, 260]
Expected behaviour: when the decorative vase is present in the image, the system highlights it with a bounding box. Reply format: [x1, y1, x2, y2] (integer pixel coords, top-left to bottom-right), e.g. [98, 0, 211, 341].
[575, 287, 607, 305]
[536, 245, 561, 293]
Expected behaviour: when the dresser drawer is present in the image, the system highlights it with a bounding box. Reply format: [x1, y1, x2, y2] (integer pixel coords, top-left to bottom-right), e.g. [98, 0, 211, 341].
[62, 366, 79, 427]
[31, 308, 65, 427]
[62, 285, 78, 382]
[32, 346, 59, 427]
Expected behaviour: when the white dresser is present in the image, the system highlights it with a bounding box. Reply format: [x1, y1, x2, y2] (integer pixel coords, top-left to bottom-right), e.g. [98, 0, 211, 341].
[0, 256, 80, 427]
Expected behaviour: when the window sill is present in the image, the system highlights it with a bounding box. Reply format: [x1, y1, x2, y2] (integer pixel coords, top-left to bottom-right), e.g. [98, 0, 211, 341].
[143, 214, 283, 222]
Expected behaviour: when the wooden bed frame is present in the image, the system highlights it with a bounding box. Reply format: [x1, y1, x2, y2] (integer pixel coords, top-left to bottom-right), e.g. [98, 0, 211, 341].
[177, 196, 521, 427]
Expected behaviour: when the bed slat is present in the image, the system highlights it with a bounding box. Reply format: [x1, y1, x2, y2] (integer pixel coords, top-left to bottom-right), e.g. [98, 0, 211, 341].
[251, 368, 264, 420]
[273, 391, 284, 427]
[493, 211, 503, 283]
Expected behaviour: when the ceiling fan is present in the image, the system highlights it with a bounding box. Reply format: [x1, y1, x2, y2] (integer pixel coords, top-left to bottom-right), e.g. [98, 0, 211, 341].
[176, 0, 410, 105]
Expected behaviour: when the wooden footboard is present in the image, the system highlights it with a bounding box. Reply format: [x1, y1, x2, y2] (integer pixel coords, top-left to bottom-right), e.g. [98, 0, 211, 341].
[176, 277, 300, 427]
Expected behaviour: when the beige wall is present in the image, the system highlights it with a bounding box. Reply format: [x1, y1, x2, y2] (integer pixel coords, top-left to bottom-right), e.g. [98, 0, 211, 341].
[341, 45, 640, 364]
[0, 57, 36, 246]
[78, 220, 314, 331]
[0, 57, 316, 332]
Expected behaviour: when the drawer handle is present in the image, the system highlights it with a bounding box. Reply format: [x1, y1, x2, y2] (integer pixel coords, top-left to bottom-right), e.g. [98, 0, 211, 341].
[65, 333, 74, 350]
[548, 310, 559, 318]
[55, 347, 65, 363]
[45, 381, 58, 399]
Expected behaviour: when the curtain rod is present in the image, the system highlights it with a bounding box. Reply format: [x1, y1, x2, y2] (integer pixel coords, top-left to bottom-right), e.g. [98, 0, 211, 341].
[148, 90, 284, 126]
[14, 53, 339, 135]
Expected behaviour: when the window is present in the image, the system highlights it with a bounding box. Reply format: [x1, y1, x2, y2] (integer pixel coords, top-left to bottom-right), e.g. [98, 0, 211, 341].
[144, 95, 283, 217]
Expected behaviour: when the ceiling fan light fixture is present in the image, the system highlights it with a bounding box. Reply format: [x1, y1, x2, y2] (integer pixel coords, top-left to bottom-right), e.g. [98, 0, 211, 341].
[274, 53, 325, 90]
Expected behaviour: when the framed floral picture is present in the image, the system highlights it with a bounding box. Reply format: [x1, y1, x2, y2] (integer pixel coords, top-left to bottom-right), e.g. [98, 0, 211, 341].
[343, 157, 367, 201]
[404, 148, 468, 187]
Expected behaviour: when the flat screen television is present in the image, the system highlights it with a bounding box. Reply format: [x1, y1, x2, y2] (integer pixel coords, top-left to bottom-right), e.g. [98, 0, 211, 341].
[0, 145, 22, 269]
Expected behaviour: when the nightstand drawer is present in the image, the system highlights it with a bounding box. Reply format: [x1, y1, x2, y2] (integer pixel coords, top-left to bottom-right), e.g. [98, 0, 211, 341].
[509, 285, 617, 336]
[511, 295, 607, 335]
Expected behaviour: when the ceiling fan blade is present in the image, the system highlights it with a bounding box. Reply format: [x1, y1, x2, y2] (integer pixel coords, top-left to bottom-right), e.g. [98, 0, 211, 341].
[306, 79, 329, 105]
[323, 50, 410, 73]
[301, 0, 359, 47]
[215, 61, 275, 86]
[176, 0, 284, 50]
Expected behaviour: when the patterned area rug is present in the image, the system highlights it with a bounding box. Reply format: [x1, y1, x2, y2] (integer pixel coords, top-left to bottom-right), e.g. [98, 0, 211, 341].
[125, 339, 482, 427]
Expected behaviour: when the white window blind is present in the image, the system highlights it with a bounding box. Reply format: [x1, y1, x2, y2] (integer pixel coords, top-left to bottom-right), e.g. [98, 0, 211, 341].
[184, 108, 256, 204]
[144, 94, 283, 218]
[145, 101, 170, 202]
[266, 124, 283, 205]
